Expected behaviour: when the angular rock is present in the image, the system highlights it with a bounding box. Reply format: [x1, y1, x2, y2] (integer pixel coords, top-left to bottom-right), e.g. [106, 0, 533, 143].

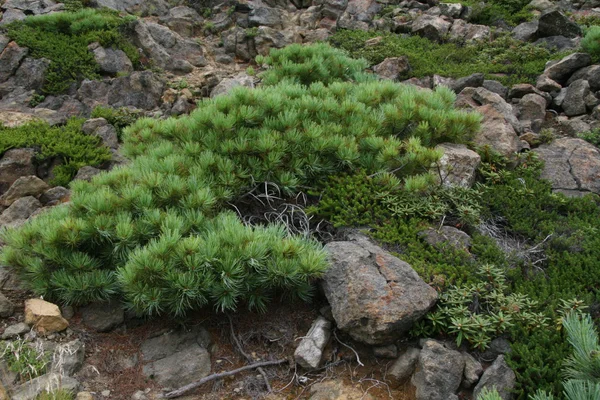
[1, 322, 30, 339]
[389, 347, 420, 383]
[451, 73, 484, 94]
[449, 19, 490, 42]
[473, 355, 516, 400]
[91, 0, 169, 16]
[39, 186, 69, 206]
[512, 21, 539, 42]
[0, 196, 41, 227]
[544, 53, 592, 83]
[52, 339, 85, 377]
[412, 15, 451, 42]
[435, 143, 481, 187]
[24, 298, 69, 334]
[534, 137, 600, 195]
[322, 234, 437, 345]
[80, 300, 124, 332]
[537, 10, 581, 39]
[82, 118, 109, 135]
[310, 379, 374, 400]
[0, 8, 27, 24]
[249, 5, 286, 28]
[372, 56, 410, 81]
[254, 27, 300, 56]
[567, 64, 600, 91]
[483, 80, 508, 99]
[3, 0, 61, 15]
[0, 176, 49, 207]
[0, 291, 15, 318]
[420, 226, 472, 252]
[92, 45, 133, 75]
[456, 87, 522, 134]
[508, 83, 541, 99]
[411, 339, 465, 400]
[294, 316, 331, 369]
[439, 2, 462, 18]
[93, 125, 119, 149]
[210, 73, 255, 98]
[563, 79, 590, 116]
[141, 326, 211, 388]
[0, 148, 36, 194]
[534, 35, 580, 52]
[0, 41, 28, 82]
[519, 93, 547, 132]
[536, 75, 561, 92]
[462, 352, 483, 388]
[11, 373, 79, 400]
[474, 105, 520, 158]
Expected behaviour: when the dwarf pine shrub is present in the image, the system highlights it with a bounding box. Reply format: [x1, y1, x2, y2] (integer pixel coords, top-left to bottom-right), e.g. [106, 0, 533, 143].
[5, 9, 138, 94]
[1, 44, 480, 316]
[581, 26, 600, 62]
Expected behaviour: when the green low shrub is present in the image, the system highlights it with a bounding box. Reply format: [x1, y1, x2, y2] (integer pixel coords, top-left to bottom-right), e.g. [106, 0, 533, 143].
[580, 26, 600, 62]
[5, 9, 139, 94]
[1, 44, 481, 316]
[1, 340, 49, 383]
[90, 106, 143, 140]
[577, 129, 600, 146]
[330, 31, 569, 86]
[0, 118, 112, 186]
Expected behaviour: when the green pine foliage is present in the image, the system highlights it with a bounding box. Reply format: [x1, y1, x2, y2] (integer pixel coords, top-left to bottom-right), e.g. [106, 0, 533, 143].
[330, 31, 570, 86]
[5, 9, 139, 94]
[256, 43, 371, 86]
[581, 26, 600, 62]
[0, 118, 112, 186]
[1, 44, 481, 316]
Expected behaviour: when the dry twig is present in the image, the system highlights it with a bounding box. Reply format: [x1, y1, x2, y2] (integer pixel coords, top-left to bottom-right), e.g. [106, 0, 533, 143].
[164, 359, 289, 398]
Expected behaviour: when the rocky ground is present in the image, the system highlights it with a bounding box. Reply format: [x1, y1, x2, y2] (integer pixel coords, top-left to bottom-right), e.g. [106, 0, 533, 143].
[0, 0, 600, 398]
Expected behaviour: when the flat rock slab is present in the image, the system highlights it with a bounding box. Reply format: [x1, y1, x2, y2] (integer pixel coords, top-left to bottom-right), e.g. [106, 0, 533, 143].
[534, 137, 600, 196]
[141, 326, 211, 388]
[322, 234, 437, 345]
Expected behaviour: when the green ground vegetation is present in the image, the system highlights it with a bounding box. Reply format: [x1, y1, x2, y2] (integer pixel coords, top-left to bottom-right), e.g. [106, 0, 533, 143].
[0, 340, 49, 383]
[310, 151, 600, 398]
[446, 0, 534, 26]
[4, 9, 139, 94]
[330, 30, 570, 86]
[0, 44, 480, 317]
[0, 118, 112, 186]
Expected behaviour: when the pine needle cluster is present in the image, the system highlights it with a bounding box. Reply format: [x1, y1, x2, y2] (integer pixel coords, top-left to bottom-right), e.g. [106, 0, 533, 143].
[1, 44, 481, 317]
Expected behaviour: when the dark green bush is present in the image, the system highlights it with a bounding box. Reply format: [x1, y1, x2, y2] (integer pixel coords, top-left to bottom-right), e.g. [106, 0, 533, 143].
[91, 106, 143, 140]
[578, 129, 600, 147]
[0, 119, 112, 186]
[1, 44, 481, 316]
[330, 31, 569, 86]
[5, 9, 139, 94]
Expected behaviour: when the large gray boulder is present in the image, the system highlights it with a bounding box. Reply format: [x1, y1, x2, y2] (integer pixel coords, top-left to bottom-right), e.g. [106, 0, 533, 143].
[372, 57, 410, 81]
[534, 137, 600, 196]
[91, 45, 133, 76]
[141, 326, 211, 388]
[449, 20, 490, 42]
[537, 10, 581, 39]
[77, 71, 164, 110]
[563, 79, 590, 116]
[0, 175, 49, 207]
[0, 196, 41, 227]
[411, 339, 465, 400]
[473, 355, 516, 400]
[133, 20, 207, 73]
[412, 15, 451, 42]
[0, 41, 28, 82]
[0, 148, 36, 194]
[544, 53, 592, 84]
[473, 105, 520, 158]
[51, 340, 85, 377]
[322, 234, 437, 345]
[254, 27, 300, 56]
[2, 0, 62, 15]
[456, 87, 522, 134]
[249, 5, 286, 28]
[567, 65, 600, 91]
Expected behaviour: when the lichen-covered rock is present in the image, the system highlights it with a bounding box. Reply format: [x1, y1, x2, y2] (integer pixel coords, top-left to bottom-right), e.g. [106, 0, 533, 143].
[323, 234, 437, 345]
[473, 105, 520, 158]
[435, 143, 481, 187]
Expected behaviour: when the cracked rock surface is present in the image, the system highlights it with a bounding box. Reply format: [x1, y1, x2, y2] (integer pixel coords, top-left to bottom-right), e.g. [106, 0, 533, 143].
[534, 137, 600, 196]
[322, 233, 438, 345]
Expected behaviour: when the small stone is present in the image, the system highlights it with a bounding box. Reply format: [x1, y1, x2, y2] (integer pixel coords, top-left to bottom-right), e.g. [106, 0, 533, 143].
[0, 196, 41, 227]
[473, 355, 516, 400]
[536, 75, 561, 92]
[388, 347, 420, 384]
[294, 316, 332, 369]
[76, 392, 94, 400]
[102, 390, 111, 397]
[0, 291, 15, 318]
[373, 57, 411, 81]
[40, 186, 70, 206]
[462, 352, 483, 388]
[74, 166, 102, 182]
[24, 298, 69, 334]
[1, 322, 30, 339]
[52, 339, 85, 376]
[131, 390, 148, 400]
[373, 344, 398, 359]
